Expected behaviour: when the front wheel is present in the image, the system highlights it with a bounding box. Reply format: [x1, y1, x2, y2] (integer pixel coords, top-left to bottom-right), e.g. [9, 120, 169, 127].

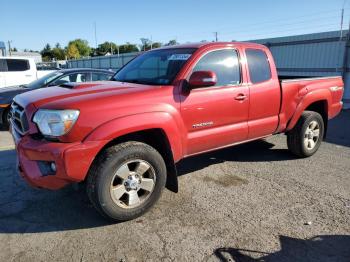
[287, 111, 324, 158]
[87, 141, 167, 221]
[1, 107, 10, 129]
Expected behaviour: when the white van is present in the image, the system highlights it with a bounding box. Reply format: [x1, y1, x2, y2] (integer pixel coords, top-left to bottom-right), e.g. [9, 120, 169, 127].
[0, 57, 55, 88]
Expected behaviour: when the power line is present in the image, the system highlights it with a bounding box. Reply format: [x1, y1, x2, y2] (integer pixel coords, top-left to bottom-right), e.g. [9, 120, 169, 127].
[159, 8, 350, 40]
[219, 15, 349, 36]
[232, 23, 343, 40]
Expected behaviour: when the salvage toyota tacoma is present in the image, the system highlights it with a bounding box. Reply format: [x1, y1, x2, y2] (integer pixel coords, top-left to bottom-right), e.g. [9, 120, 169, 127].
[10, 42, 343, 221]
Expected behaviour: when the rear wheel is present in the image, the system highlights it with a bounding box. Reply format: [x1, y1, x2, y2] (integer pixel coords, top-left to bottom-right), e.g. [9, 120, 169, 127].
[87, 141, 167, 221]
[287, 111, 324, 157]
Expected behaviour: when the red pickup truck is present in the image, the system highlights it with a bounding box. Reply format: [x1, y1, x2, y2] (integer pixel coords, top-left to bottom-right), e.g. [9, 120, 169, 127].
[10, 42, 343, 221]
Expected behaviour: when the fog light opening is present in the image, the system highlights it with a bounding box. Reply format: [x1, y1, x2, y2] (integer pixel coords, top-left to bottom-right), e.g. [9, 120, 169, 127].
[50, 162, 57, 172]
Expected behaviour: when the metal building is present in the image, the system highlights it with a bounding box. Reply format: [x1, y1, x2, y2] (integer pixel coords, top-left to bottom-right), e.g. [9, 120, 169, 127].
[250, 30, 350, 109]
[67, 30, 350, 108]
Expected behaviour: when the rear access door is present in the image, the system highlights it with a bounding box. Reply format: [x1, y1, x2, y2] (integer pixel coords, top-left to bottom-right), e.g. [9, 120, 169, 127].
[244, 48, 280, 139]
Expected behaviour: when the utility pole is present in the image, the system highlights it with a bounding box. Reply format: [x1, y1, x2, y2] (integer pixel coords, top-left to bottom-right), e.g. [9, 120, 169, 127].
[214, 32, 218, 42]
[340, 8, 344, 39]
[150, 36, 153, 50]
[8, 40, 12, 56]
[94, 22, 98, 49]
[340, 0, 347, 39]
[341, 18, 350, 79]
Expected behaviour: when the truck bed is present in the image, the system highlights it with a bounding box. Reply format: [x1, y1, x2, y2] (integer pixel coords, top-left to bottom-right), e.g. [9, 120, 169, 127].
[277, 75, 344, 133]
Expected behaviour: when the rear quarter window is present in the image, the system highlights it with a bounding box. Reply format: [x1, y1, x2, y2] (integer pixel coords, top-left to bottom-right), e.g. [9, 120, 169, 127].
[6, 59, 30, 72]
[246, 49, 271, 83]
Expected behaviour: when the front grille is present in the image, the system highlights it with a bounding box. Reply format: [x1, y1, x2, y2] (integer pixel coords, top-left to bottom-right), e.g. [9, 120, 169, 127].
[10, 102, 29, 135]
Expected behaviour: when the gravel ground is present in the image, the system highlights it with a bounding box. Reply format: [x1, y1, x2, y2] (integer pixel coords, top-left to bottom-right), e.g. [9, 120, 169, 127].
[0, 112, 349, 261]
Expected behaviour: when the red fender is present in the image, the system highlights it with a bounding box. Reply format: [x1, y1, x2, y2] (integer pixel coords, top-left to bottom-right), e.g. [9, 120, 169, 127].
[83, 112, 184, 162]
[286, 89, 331, 131]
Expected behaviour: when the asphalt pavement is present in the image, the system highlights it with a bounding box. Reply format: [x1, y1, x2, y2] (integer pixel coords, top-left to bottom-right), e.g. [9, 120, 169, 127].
[0, 111, 349, 261]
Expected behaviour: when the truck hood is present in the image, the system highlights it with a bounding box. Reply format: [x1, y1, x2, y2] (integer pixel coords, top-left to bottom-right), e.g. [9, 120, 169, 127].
[14, 81, 160, 109]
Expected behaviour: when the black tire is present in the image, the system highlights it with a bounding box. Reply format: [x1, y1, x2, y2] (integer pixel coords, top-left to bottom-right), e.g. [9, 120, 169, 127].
[1, 107, 10, 130]
[87, 141, 167, 222]
[287, 111, 324, 158]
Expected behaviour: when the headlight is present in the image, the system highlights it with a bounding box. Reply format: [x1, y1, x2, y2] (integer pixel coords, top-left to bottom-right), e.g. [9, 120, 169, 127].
[33, 109, 80, 137]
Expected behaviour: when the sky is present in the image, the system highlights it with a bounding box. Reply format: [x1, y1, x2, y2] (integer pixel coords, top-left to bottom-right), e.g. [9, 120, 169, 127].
[0, 0, 349, 51]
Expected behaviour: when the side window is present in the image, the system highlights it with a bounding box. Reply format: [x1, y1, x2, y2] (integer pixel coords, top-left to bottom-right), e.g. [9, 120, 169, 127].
[245, 49, 271, 83]
[193, 49, 240, 86]
[6, 59, 30, 71]
[54, 73, 89, 85]
[91, 73, 111, 81]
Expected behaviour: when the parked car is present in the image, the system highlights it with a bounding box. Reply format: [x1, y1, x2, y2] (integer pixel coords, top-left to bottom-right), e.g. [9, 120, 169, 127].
[0, 57, 57, 88]
[0, 68, 114, 128]
[10, 42, 343, 221]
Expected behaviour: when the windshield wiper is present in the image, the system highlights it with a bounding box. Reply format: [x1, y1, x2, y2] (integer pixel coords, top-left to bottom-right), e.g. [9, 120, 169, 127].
[20, 85, 28, 88]
[119, 79, 141, 84]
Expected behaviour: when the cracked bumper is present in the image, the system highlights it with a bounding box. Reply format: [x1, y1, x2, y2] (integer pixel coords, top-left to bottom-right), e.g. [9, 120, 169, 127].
[11, 127, 105, 190]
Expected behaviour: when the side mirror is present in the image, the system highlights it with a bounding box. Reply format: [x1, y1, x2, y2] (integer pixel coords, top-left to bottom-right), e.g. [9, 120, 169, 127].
[188, 71, 217, 89]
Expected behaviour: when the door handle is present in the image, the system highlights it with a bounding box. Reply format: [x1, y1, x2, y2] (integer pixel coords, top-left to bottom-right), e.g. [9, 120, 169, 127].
[235, 94, 247, 101]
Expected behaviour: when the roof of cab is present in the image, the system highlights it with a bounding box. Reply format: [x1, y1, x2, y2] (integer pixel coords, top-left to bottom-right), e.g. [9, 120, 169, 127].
[157, 41, 266, 50]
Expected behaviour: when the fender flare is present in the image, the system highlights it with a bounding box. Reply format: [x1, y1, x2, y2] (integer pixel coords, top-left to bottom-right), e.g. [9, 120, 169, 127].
[286, 89, 331, 131]
[84, 111, 184, 161]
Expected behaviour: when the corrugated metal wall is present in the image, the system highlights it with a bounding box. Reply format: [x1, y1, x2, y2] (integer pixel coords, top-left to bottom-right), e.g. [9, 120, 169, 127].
[251, 30, 350, 108]
[251, 30, 346, 77]
[68, 52, 138, 71]
[67, 30, 350, 108]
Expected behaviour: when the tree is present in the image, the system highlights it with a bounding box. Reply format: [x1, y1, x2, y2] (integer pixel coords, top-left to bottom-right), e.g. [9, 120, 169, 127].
[89, 47, 97, 57]
[52, 43, 65, 60]
[96, 41, 118, 56]
[165, 39, 178, 46]
[41, 43, 53, 61]
[140, 38, 151, 51]
[67, 39, 90, 57]
[41, 43, 65, 61]
[118, 43, 139, 54]
[140, 38, 162, 51]
[42, 43, 51, 53]
[66, 43, 80, 59]
[152, 42, 162, 49]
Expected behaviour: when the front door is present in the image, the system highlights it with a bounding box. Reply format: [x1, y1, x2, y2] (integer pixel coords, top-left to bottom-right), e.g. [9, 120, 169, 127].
[180, 49, 249, 156]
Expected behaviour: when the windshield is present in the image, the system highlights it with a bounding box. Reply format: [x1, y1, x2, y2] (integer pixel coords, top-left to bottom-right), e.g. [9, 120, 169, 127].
[25, 71, 64, 89]
[112, 48, 197, 85]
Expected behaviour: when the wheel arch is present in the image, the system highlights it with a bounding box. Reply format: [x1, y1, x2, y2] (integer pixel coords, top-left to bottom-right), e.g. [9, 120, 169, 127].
[84, 113, 182, 192]
[286, 89, 331, 136]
